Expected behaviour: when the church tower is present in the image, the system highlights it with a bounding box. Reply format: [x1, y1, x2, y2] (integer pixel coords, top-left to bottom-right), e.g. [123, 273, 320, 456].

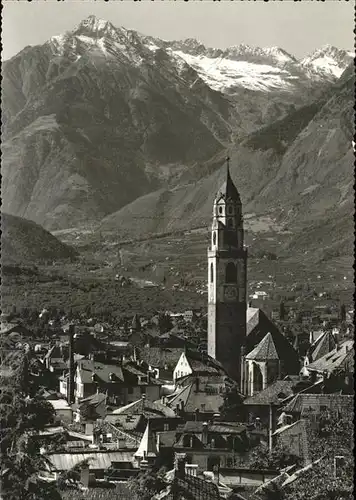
[207, 157, 247, 384]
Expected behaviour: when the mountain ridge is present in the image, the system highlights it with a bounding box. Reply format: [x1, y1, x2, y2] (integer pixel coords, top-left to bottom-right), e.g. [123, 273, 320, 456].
[1, 15, 353, 241]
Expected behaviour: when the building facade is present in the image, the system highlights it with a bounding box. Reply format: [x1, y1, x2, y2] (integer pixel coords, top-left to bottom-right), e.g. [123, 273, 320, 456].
[207, 158, 247, 383]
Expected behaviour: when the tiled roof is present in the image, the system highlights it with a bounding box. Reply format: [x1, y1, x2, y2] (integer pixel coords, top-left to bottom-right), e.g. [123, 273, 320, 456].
[79, 392, 107, 409]
[104, 414, 143, 431]
[245, 332, 279, 361]
[307, 340, 354, 374]
[282, 394, 354, 415]
[310, 331, 336, 362]
[110, 397, 176, 418]
[243, 380, 295, 406]
[182, 421, 246, 435]
[77, 359, 124, 384]
[137, 347, 185, 369]
[122, 360, 163, 385]
[48, 450, 135, 471]
[168, 383, 225, 415]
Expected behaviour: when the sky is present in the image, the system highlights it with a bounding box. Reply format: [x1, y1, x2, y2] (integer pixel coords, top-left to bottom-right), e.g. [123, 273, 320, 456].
[2, 0, 354, 61]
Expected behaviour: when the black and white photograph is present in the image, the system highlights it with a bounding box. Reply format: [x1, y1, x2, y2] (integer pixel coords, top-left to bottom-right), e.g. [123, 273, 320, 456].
[1, 1, 354, 499]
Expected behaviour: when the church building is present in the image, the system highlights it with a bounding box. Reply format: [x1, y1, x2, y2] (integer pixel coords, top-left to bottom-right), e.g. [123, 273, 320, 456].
[207, 158, 300, 393]
[207, 157, 247, 384]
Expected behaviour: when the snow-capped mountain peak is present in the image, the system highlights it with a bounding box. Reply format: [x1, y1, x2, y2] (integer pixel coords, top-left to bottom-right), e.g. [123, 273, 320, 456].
[46, 16, 353, 94]
[301, 44, 353, 79]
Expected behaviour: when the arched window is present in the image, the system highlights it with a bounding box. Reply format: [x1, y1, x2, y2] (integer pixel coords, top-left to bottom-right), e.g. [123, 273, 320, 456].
[227, 205, 233, 214]
[253, 363, 263, 393]
[212, 232, 216, 246]
[218, 206, 223, 214]
[210, 263, 214, 283]
[225, 262, 237, 283]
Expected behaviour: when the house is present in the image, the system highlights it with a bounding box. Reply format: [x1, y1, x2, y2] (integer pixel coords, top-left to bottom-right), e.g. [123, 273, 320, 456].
[106, 395, 180, 432]
[303, 331, 336, 371]
[0, 322, 31, 337]
[72, 392, 108, 422]
[68, 358, 163, 405]
[304, 340, 354, 385]
[173, 421, 250, 471]
[272, 419, 310, 465]
[45, 449, 139, 482]
[137, 347, 185, 381]
[173, 350, 225, 381]
[153, 455, 222, 500]
[243, 379, 297, 430]
[165, 374, 236, 421]
[183, 310, 196, 323]
[281, 394, 354, 423]
[48, 398, 73, 423]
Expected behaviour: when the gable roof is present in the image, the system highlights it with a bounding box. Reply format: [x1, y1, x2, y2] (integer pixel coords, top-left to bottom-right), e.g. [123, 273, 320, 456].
[168, 383, 225, 415]
[111, 397, 176, 419]
[181, 421, 246, 435]
[104, 413, 143, 432]
[137, 347, 185, 369]
[77, 359, 124, 384]
[243, 380, 296, 406]
[307, 340, 353, 375]
[282, 393, 354, 415]
[310, 331, 336, 362]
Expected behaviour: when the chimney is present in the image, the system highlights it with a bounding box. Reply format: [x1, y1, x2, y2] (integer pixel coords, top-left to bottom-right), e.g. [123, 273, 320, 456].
[175, 453, 187, 479]
[195, 408, 200, 421]
[202, 422, 208, 446]
[67, 324, 75, 404]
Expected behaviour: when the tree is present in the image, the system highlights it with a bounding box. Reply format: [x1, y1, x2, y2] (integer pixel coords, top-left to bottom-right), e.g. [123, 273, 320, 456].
[127, 466, 168, 500]
[158, 313, 173, 334]
[284, 410, 354, 500]
[0, 350, 62, 500]
[247, 443, 302, 471]
[219, 387, 245, 421]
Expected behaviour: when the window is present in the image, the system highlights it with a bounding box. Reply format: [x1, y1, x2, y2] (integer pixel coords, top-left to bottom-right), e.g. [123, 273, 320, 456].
[210, 263, 214, 283]
[225, 262, 237, 283]
[227, 206, 233, 214]
[219, 206, 223, 214]
[164, 423, 169, 431]
[213, 232, 216, 246]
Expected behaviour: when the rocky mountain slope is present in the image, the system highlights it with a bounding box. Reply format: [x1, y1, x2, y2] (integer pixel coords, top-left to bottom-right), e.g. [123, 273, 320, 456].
[2, 15, 352, 232]
[100, 63, 354, 262]
[1, 213, 78, 264]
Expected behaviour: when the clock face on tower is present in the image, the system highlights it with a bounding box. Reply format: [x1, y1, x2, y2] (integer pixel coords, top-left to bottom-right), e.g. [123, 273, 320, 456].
[224, 285, 237, 301]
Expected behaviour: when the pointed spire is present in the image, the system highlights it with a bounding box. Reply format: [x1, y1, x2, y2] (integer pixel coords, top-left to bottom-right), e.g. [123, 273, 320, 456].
[216, 155, 241, 203]
[134, 419, 157, 460]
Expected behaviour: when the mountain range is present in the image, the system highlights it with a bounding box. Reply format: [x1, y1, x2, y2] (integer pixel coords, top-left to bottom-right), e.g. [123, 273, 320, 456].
[1, 15, 354, 263]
